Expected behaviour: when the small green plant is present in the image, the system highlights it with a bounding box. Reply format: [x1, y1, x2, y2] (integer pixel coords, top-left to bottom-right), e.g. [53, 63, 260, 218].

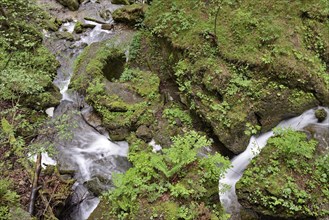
[0, 179, 19, 219]
[103, 131, 231, 219]
[163, 105, 192, 127]
[237, 129, 328, 218]
[244, 122, 261, 136]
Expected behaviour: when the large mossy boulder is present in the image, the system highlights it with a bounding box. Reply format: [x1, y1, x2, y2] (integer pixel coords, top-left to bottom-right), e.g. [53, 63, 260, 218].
[112, 4, 147, 26]
[135, 0, 329, 154]
[236, 129, 329, 219]
[70, 40, 162, 141]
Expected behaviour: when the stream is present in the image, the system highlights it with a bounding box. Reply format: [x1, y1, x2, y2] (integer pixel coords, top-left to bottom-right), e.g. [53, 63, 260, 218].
[38, 2, 329, 220]
[219, 107, 329, 219]
[41, 3, 131, 219]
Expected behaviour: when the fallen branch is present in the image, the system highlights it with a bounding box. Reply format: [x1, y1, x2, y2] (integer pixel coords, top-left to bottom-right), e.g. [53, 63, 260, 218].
[28, 153, 42, 215]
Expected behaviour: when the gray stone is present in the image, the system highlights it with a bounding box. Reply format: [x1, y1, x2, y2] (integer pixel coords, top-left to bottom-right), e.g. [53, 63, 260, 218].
[136, 125, 152, 142]
[56, 0, 80, 11]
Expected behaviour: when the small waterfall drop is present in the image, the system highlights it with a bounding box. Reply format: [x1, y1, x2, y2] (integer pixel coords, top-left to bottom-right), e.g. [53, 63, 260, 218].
[219, 107, 329, 218]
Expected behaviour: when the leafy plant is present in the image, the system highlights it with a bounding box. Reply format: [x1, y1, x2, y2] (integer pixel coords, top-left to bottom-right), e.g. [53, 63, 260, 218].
[103, 131, 231, 219]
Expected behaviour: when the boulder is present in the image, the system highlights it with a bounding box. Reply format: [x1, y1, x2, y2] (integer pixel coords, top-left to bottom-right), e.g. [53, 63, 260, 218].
[112, 0, 130, 5]
[315, 108, 327, 122]
[112, 4, 147, 26]
[55, 31, 75, 41]
[101, 23, 114, 31]
[56, 0, 80, 11]
[84, 176, 112, 196]
[136, 125, 152, 142]
[74, 21, 83, 34]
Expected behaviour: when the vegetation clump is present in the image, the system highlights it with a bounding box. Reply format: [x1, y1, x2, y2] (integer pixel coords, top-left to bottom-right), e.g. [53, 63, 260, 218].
[236, 129, 329, 219]
[101, 131, 231, 220]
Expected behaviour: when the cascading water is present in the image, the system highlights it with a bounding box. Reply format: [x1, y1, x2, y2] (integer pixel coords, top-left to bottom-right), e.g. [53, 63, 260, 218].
[40, 3, 131, 219]
[219, 107, 329, 219]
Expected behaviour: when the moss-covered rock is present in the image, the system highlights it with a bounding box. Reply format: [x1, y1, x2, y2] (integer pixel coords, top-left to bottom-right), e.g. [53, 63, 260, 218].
[112, 4, 147, 26]
[236, 129, 329, 219]
[56, 0, 80, 11]
[136, 0, 329, 153]
[315, 108, 328, 122]
[70, 39, 163, 141]
[111, 0, 130, 5]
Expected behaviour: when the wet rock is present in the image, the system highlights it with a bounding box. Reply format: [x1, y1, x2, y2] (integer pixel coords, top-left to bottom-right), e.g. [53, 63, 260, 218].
[315, 108, 327, 122]
[82, 108, 103, 129]
[56, 31, 75, 41]
[101, 23, 114, 31]
[304, 124, 329, 152]
[74, 21, 84, 33]
[112, 0, 130, 5]
[81, 23, 96, 29]
[136, 125, 152, 142]
[84, 176, 112, 196]
[56, 0, 80, 11]
[84, 17, 106, 24]
[112, 4, 147, 26]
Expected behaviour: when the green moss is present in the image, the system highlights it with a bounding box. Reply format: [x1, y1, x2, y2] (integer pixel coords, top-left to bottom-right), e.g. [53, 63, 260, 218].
[112, 4, 147, 26]
[236, 129, 329, 218]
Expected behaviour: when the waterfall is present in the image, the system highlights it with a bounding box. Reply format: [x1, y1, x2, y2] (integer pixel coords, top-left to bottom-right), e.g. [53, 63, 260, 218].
[219, 107, 329, 218]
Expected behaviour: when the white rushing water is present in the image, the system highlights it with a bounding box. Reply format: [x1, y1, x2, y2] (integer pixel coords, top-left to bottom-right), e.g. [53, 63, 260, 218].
[219, 107, 329, 218]
[41, 11, 130, 219]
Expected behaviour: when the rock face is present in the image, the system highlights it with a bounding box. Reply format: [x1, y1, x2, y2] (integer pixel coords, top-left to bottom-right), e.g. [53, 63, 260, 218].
[140, 0, 329, 154]
[56, 0, 80, 11]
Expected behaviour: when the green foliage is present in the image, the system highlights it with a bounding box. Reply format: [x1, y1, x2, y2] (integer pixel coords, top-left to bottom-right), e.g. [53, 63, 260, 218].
[244, 122, 261, 136]
[149, 2, 195, 39]
[163, 105, 192, 127]
[128, 32, 142, 61]
[269, 128, 317, 159]
[0, 179, 19, 220]
[0, 0, 49, 51]
[237, 129, 329, 218]
[0, 46, 58, 101]
[103, 131, 231, 219]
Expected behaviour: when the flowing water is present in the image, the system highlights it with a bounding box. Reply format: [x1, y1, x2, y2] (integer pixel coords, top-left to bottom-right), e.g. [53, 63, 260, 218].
[41, 5, 131, 219]
[219, 107, 329, 219]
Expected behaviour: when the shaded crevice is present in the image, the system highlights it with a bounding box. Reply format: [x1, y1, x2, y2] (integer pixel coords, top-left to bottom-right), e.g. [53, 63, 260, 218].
[102, 54, 126, 81]
[254, 112, 262, 127]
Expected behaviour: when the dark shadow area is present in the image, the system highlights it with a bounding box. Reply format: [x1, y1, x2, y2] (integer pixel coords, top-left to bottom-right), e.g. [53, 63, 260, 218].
[102, 54, 126, 81]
